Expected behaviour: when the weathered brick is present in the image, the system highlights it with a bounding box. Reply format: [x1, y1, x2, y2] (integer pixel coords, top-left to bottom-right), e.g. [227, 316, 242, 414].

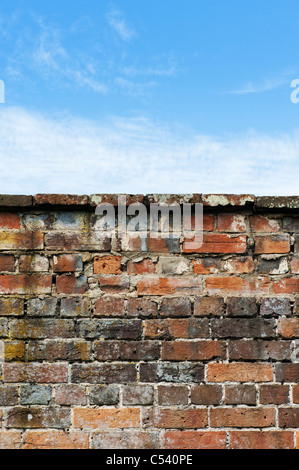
[22, 213, 53, 231]
[259, 385, 289, 404]
[20, 385, 52, 405]
[278, 318, 299, 338]
[0, 298, 23, 316]
[127, 258, 156, 274]
[56, 275, 88, 294]
[71, 363, 137, 384]
[127, 298, 158, 317]
[291, 256, 299, 274]
[0, 385, 19, 406]
[260, 298, 291, 316]
[54, 385, 87, 405]
[217, 213, 246, 232]
[89, 385, 119, 405]
[94, 340, 159, 361]
[0, 431, 22, 449]
[192, 258, 221, 274]
[77, 319, 141, 340]
[283, 217, 299, 232]
[210, 408, 275, 428]
[10, 319, 74, 339]
[206, 276, 270, 295]
[0, 232, 43, 250]
[161, 340, 226, 361]
[91, 431, 159, 449]
[194, 297, 224, 316]
[7, 407, 71, 428]
[207, 363, 273, 382]
[0, 275, 52, 294]
[250, 215, 281, 232]
[226, 297, 257, 317]
[144, 319, 209, 339]
[278, 408, 299, 428]
[160, 297, 192, 317]
[224, 385, 256, 405]
[99, 275, 130, 293]
[229, 431, 293, 449]
[3, 341, 25, 361]
[0, 213, 20, 230]
[183, 234, 247, 254]
[162, 431, 227, 449]
[0, 255, 15, 272]
[157, 257, 190, 275]
[222, 256, 254, 274]
[94, 255, 122, 274]
[19, 255, 49, 272]
[158, 385, 189, 405]
[273, 278, 299, 294]
[3, 363, 68, 383]
[45, 232, 111, 251]
[211, 318, 275, 338]
[137, 277, 202, 296]
[0, 195, 32, 207]
[139, 362, 204, 383]
[146, 236, 180, 253]
[27, 298, 58, 317]
[275, 364, 299, 383]
[122, 385, 154, 405]
[228, 340, 292, 361]
[143, 408, 208, 429]
[73, 407, 140, 429]
[34, 194, 88, 206]
[257, 257, 288, 275]
[293, 385, 299, 403]
[94, 297, 125, 317]
[27, 340, 91, 361]
[23, 430, 89, 449]
[53, 254, 83, 272]
[191, 385, 222, 405]
[203, 194, 255, 207]
[254, 235, 290, 254]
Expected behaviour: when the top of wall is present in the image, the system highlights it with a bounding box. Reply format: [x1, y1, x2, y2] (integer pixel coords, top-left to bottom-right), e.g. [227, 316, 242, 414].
[0, 194, 298, 211]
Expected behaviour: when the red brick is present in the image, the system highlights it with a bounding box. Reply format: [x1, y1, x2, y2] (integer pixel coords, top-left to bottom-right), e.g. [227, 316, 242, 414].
[222, 256, 254, 274]
[217, 213, 246, 232]
[7, 407, 71, 428]
[183, 234, 247, 254]
[23, 430, 89, 449]
[259, 385, 289, 404]
[19, 255, 49, 272]
[0, 255, 14, 272]
[190, 214, 214, 231]
[277, 318, 299, 338]
[146, 237, 180, 253]
[230, 431, 293, 449]
[3, 363, 68, 383]
[254, 235, 290, 254]
[224, 385, 256, 405]
[206, 276, 269, 295]
[53, 254, 82, 272]
[143, 408, 208, 429]
[127, 298, 158, 317]
[161, 340, 226, 361]
[160, 297, 191, 317]
[144, 319, 189, 339]
[54, 385, 87, 405]
[278, 408, 299, 427]
[157, 385, 189, 405]
[127, 258, 155, 274]
[210, 408, 275, 428]
[91, 431, 158, 449]
[99, 275, 130, 293]
[191, 385, 222, 405]
[94, 255, 122, 274]
[291, 256, 299, 274]
[73, 408, 140, 429]
[293, 385, 299, 403]
[94, 297, 125, 317]
[0, 213, 20, 230]
[273, 278, 299, 294]
[194, 297, 224, 316]
[34, 194, 88, 205]
[162, 431, 226, 449]
[0, 431, 22, 449]
[137, 277, 202, 295]
[207, 363, 273, 382]
[250, 215, 281, 232]
[0, 232, 43, 250]
[56, 275, 88, 294]
[192, 258, 221, 274]
[0, 274, 51, 294]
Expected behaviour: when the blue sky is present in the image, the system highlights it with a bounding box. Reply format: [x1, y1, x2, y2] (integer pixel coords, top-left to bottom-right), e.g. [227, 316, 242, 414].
[0, 0, 298, 194]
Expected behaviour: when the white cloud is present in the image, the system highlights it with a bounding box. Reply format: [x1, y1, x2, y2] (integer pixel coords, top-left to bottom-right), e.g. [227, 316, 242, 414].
[0, 106, 298, 195]
[228, 76, 291, 95]
[106, 9, 136, 42]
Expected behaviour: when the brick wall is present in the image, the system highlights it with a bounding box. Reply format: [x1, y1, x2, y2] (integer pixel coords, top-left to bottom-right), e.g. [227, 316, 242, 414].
[0, 193, 298, 449]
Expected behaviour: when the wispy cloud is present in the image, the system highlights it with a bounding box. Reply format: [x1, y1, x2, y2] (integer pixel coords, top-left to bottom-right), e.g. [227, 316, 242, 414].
[0, 106, 298, 195]
[106, 9, 136, 42]
[228, 76, 290, 95]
